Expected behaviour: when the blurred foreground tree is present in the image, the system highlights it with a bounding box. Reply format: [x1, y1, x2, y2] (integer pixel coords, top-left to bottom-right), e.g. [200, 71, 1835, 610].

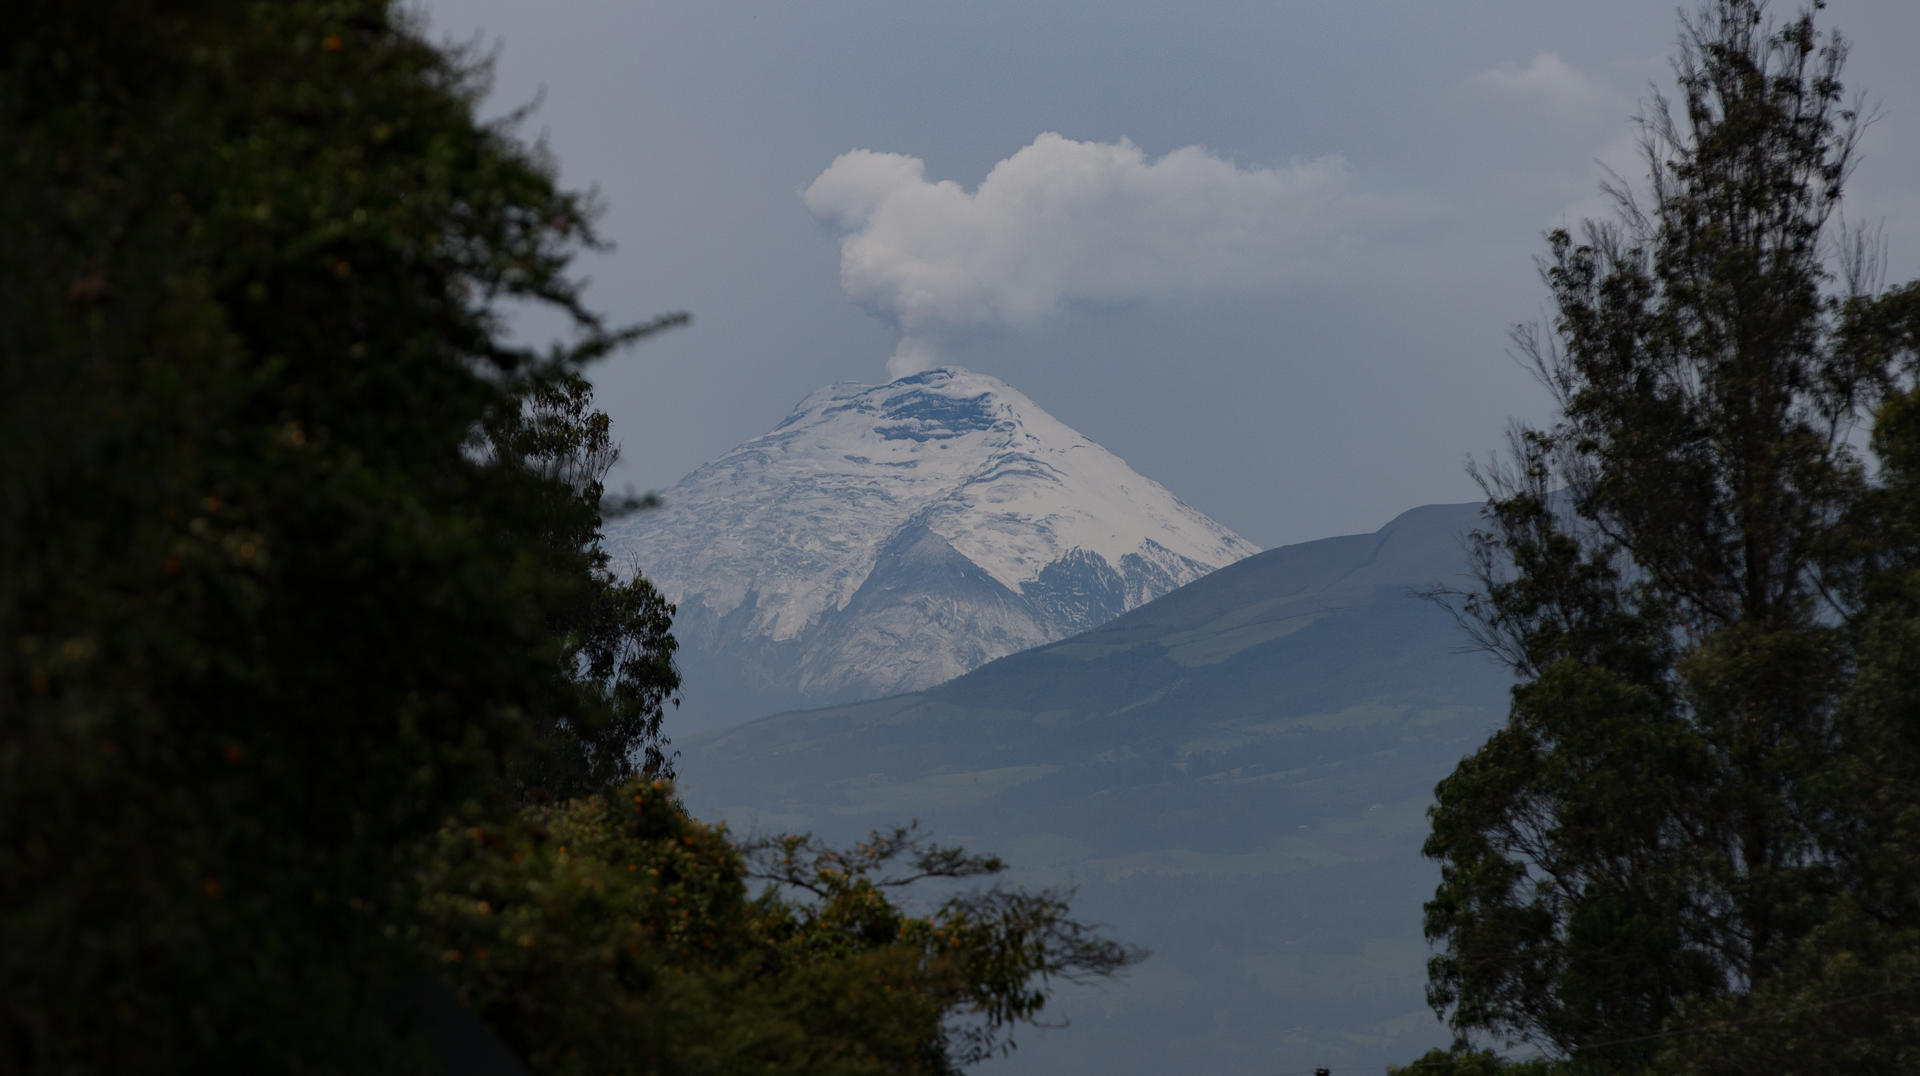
[1420, 1, 1920, 1070]
[0, 0, 680, 1068]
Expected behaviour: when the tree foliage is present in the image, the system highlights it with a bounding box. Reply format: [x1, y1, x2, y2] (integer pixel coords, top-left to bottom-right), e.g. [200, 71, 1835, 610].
[0, 0, 679, 1068]
[416, 780, 1141, 1076]
[1, 2, 1133, 1072]
[1422, 1, 1920, 1069]
[486, 368, 684, 795]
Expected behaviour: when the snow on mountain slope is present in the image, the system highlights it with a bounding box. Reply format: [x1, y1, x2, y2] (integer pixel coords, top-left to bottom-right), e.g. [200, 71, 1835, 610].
[601, 367, 1258, 721]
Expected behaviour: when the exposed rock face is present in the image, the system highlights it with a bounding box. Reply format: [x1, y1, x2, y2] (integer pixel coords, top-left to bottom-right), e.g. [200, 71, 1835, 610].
[601, 367, 1258, 728]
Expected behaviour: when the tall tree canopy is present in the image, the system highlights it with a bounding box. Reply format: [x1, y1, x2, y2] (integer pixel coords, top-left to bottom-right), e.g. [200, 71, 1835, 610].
[1, 0, 682, 1068]
[1421, 1, 1920, 1070]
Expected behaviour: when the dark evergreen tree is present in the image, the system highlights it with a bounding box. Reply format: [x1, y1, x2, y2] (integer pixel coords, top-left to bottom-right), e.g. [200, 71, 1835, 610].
[1421, 1, 1920, 1067]
[0, 1, 681, 1069]
[1638, 285, 1920, 1074]
[484, 369, 684, 796]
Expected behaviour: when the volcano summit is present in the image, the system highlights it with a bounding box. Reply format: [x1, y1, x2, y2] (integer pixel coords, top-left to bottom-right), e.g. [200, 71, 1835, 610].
[602, 368, 1258, 729]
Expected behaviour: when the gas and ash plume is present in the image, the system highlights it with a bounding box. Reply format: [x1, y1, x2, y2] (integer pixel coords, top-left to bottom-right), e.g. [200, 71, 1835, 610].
[803, 132, 1412, 377]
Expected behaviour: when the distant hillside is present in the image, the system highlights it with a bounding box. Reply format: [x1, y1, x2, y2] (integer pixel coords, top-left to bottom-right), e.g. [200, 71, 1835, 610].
[675, 501, 1513, 1076]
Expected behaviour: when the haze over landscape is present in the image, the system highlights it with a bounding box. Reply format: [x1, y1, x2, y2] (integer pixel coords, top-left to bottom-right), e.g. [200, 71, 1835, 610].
[19, 2, 1920, 1074]
[407, 1, 1920, 1071]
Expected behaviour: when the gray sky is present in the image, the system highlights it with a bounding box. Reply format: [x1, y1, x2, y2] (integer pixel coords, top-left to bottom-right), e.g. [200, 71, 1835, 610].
[421, 0, 1920, 549]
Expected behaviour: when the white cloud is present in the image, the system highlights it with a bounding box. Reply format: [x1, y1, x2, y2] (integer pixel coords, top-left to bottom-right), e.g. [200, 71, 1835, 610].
[1464, 53, 1651, 226]
[1467, 52, 1616, 127]
[803, 133, 1416, 377]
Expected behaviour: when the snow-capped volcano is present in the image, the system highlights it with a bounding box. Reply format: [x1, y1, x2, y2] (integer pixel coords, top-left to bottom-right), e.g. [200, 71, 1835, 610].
[602, 367, 1258, 727]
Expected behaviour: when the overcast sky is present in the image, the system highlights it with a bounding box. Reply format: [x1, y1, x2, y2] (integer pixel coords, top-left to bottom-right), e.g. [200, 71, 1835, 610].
[421, 0, 1920, 549]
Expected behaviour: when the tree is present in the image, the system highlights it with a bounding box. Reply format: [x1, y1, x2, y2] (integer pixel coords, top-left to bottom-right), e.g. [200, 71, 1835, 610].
[1636, 350, 1920, 1072]
[1, 1, 679, 1068]
[1420, 1, 1920, 1067]
[1, 4, 1130, 1072]
[414, 779, 1142, 1075]
[485, 369, 685, 796]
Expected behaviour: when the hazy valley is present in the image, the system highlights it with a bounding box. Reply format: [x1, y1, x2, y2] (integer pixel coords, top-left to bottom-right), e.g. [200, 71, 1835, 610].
[619, 378, 1514, 1073]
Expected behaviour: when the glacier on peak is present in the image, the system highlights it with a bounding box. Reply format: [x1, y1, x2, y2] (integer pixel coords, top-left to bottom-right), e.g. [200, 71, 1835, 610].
[600, 366, 1259, 729]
